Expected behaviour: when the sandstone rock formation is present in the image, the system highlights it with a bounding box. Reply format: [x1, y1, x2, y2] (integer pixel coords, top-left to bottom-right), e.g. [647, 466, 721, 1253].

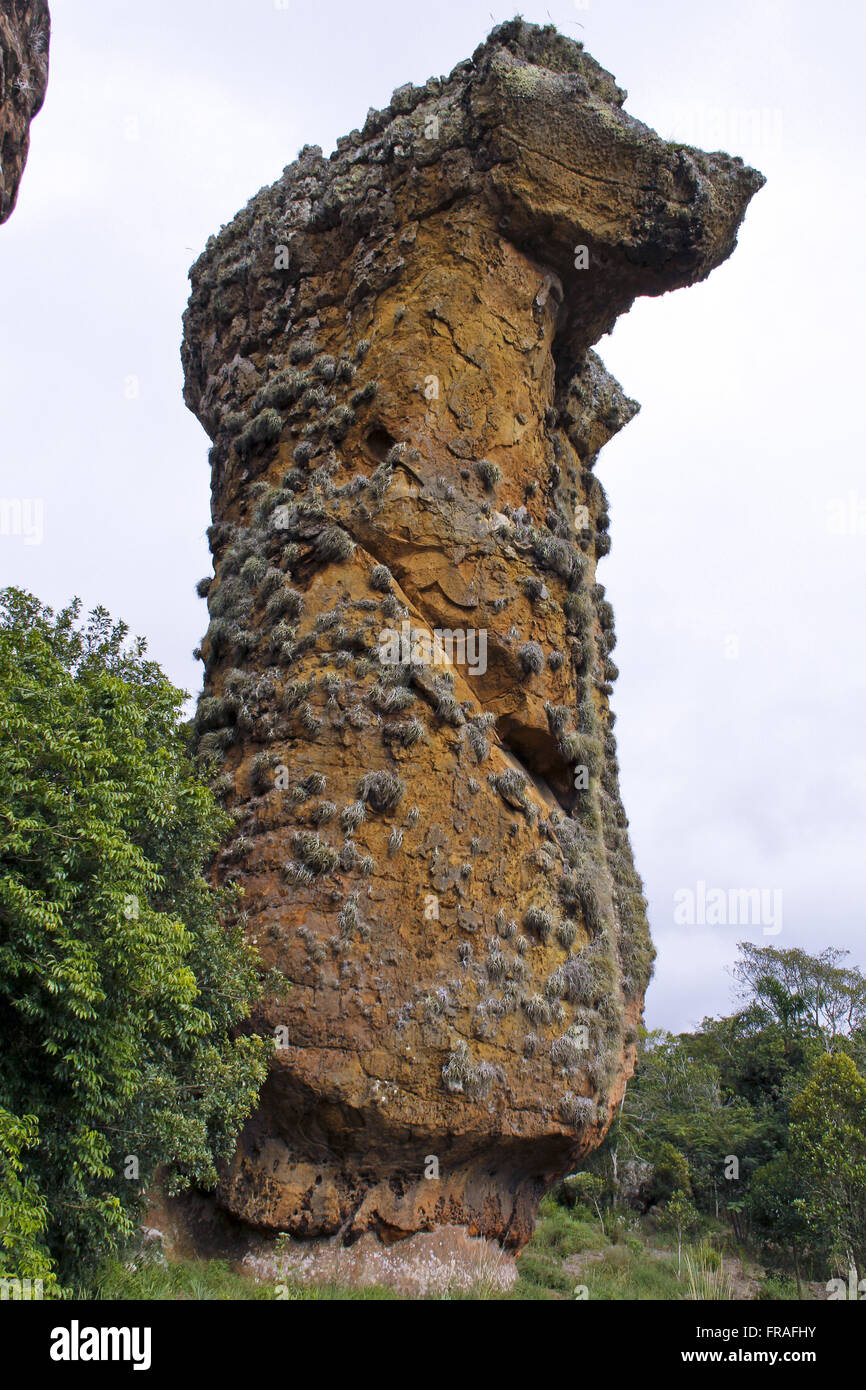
[182, 19, 763, 1248]
[0, 0, 49, 224]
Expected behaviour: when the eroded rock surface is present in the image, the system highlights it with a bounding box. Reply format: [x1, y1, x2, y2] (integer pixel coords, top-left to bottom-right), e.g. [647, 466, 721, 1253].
[182, 19, 763, 1248]
[0, 0, 49, 224]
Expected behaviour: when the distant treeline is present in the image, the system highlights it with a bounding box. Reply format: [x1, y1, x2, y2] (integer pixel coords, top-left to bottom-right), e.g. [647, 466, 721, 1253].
[581, 941, 866, 1291]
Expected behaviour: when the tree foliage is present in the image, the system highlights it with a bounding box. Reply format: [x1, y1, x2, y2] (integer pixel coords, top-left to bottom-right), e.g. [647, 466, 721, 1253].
[0, 590, 270, 1283]
[588, 941, 866, 1283]
[788, 1052, 866, 1276]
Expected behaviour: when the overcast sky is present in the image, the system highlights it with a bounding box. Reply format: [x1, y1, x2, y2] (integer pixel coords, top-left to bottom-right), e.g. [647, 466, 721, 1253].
[2, 0, 864, 1032]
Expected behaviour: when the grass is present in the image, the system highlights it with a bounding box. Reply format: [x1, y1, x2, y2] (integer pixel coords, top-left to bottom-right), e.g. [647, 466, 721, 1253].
[505, 1195, 715, 1300]
[528, 1198, 601, 1258]
[578, 1246, 688, 1301]
[75, 1197, 765, 1302]
[684, 1246, 735, 1300]
[757, 1274, 806, 1301]
[81, 1256, 397, 1301]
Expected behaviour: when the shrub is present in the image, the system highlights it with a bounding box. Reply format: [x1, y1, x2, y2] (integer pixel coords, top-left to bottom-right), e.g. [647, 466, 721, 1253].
[312, 354, 336, 382]
[250, 750, 279, 793]
[340, 801, 366, 833]
[442, 1043, 473, 1093]
[0, 591, 269, 1285]
[486, 944, 507, 982]
[559, 1093, 596, 1128]
[340, 840, 357, 870]
[545, 703, 571, 736]
[267, 621, 297, 662]
[350, 381, 377, 406]
[369, 565, 392, 593]
[493, 768, 531, 814]
[296, 702, 322, 737]
[384, 717, 424, 747]
[195, 694, 232, 732]
[441, 1043, 500, 1098]
[338, 893, 363, 938]
[316, 526, 355, 563]
[556, 948, 617, 1006]
[356, 769, 405, 814]
[564, 589, 592, 633]
[266, 585, 304, 623]
[236, 408, 283, 457]
[324, 405, 355, 440]
[207, 576, 250, 620]
[436, 690, 463, 725]
[240, 555, 267, 588]
[291, 831, 340, 876]
[522, 576, 546, 603]
[258, 567, 283, 598]
[550, 1031, 585, 1073]
[558, 866, 605, 934]
[556, 918, 578, 949]
[369, 684, 415, 713]
[475, 459, 501, 491]
[524, 905, 553, 942]
[523, 994, 551, 1027]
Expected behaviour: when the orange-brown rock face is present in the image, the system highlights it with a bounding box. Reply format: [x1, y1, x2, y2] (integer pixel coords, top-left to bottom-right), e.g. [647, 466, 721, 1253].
[182, 20, 763, 1248]
[0, 0, 49, 224]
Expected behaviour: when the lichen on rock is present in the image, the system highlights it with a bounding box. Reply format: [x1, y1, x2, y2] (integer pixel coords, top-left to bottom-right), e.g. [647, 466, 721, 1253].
[182, 18, 763, 1249]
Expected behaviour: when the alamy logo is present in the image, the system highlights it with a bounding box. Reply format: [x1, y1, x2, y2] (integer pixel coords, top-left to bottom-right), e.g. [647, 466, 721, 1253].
[0, 497, 43, 545]
[377, 619, 487, 676]
[673, 881, 783, 936]
[827, 1269, 866, 1300]
[826, 491, 866, 535]
[0, 1277, 43, 1300]
[49, 1321, 152, 1372]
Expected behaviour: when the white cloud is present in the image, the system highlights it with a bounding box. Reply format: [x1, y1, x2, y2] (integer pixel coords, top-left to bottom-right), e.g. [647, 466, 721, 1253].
[3, 0, 864, 1031]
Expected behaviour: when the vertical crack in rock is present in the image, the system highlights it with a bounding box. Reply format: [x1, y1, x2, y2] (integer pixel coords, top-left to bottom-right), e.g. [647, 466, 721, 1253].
[181, 18, 764, 1248]
[0, 1, 50, 224]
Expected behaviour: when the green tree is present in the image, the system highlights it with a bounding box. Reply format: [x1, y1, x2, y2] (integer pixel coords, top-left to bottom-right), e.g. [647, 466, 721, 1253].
[788, 1052, 866, 1279]
[745, 1154, 810, 1295]
[0, 1108, 58, 1294]
[617, 1029, 759, 1212]
[665, 1188, 699, 1276]
[0, 589, 271, 1284]
[567, 1171, 606, 1227]
[732, 942, 866, 1055]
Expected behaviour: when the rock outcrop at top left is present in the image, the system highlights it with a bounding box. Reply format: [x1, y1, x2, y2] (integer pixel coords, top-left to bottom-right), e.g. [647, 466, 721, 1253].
[0, 1, 49, 224]
[181, 19, 763, 1248]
